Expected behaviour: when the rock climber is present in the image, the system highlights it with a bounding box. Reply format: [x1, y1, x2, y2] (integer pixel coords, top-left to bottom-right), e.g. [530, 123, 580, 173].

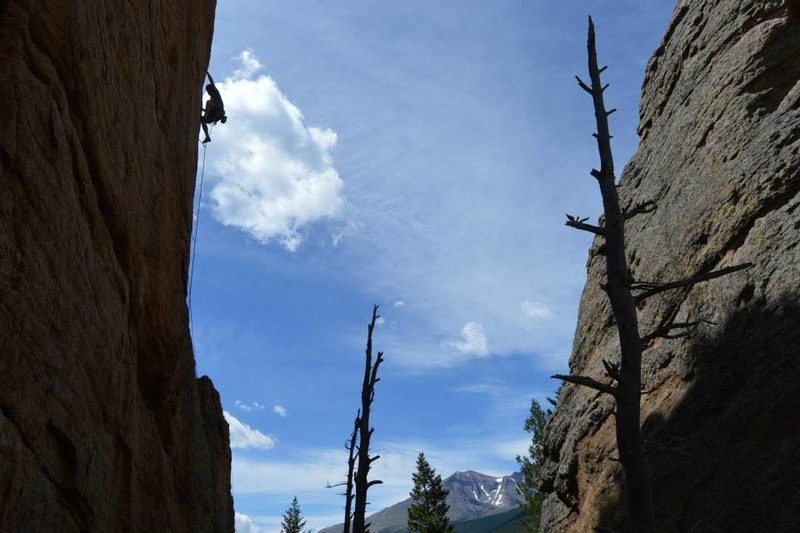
[201, 70, 226, 143]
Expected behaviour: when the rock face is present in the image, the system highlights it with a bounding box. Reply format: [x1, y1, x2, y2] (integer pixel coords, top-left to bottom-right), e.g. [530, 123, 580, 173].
[0, 1, 232, 531]
[540, 1, 800, 531]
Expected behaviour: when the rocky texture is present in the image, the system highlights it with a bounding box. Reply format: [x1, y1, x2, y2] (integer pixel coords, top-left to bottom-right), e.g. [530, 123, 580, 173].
[0, 1, 232, 531]
[540, 1, 800, 531]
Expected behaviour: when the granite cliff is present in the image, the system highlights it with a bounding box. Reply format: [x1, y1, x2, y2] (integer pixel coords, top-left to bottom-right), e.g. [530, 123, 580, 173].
[0, 1, 233, 531]
[540, 0, 800, 531]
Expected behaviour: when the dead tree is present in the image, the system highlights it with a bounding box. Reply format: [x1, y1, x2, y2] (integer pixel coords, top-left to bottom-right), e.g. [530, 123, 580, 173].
[343, 412, 359, 533]
[352, 305, 384, 532]
[554, 18, 751, 532]
[327, 411, 360, 533]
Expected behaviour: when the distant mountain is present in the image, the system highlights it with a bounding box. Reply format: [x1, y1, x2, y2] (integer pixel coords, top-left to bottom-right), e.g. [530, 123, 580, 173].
[319, 471, 523, 533]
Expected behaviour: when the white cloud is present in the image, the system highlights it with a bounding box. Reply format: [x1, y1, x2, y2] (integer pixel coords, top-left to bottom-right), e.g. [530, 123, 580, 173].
[520, 300, 553, 321]
[233, 49, 263, 79]
[232, 450, 344, 496]
[207, 50, 345, 251]
[273, 404, 288, 417]
[224, 411, 277, 450]
[375, 316, 386, 326]
[393, 300, 405, 307]
[235, 512, 263, 533]
[447, 322, 489, 356]
[236, 400, 265, 412]
[231, 439, 512, 511]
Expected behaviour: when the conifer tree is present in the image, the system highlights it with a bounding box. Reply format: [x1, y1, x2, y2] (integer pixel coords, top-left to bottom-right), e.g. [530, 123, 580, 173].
[407, 452, 453, 533]
[281, 496, 307, 533]
[516, 399, 549, 532]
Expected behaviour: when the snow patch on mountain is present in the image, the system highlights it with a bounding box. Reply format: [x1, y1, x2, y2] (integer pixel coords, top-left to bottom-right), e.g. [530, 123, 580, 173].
[318, 470, 524, 533]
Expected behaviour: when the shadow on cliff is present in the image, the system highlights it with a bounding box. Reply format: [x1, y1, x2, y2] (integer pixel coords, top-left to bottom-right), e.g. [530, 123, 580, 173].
[596, 293, 800, 532]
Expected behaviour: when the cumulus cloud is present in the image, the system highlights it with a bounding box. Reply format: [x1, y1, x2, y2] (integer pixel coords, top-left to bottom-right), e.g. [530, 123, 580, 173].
[235, 512, 263, 533]
[272, 404, 288, 417]
[236, 400, 265, 412]
[520, 300, 553, 321]
[224, 411, 277, 450]
[207, 50, 345, 251]
[233, 49, 263, 79]
[393, 300, 405, 307]
[447, 322, 489, 356]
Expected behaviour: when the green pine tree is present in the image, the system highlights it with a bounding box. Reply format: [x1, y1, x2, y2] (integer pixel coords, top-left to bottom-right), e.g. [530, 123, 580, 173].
[515, 398, 551, 533]
[280, 496, 307, 533]
[407, 452, 454, 533]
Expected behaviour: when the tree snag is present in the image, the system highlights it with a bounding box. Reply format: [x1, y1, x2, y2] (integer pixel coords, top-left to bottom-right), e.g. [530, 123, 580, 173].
[554, 17, 751, 532]
[352, 305, 384, 533]
[342, 412, 359, 533]
[327, 411, 360, 533]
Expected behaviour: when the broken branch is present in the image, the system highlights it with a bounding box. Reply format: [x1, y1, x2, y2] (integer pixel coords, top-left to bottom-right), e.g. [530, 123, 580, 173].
[576, 75, 593, 94]
[552, 374, 617, 396]
[641, 319, 715, 344]
[602, 359, 620, 381]
[566, 214, 605, 235]
[633, 263, 753, 303]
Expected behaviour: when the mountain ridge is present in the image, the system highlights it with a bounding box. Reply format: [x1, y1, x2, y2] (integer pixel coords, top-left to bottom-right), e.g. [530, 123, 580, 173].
[319, 470, 523, 533]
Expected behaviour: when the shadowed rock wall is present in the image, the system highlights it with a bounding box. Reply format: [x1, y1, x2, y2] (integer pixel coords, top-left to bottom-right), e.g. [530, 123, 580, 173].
[0, 1, 233, 530]
[540, 0, 800, 530]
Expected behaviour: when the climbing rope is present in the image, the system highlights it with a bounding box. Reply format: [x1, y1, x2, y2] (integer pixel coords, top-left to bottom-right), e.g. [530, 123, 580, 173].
[188, 127, 212, 332]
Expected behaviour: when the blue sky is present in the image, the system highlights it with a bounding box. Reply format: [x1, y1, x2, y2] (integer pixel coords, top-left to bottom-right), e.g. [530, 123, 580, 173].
[192, 1, 676, 531]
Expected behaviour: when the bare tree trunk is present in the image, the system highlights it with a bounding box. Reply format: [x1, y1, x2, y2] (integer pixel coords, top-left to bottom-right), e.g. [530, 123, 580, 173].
[352, 305, 384, 533]
[584, 18, 654, 532]
[342, 412, 359, 533]
[555, 17, 751, 532]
